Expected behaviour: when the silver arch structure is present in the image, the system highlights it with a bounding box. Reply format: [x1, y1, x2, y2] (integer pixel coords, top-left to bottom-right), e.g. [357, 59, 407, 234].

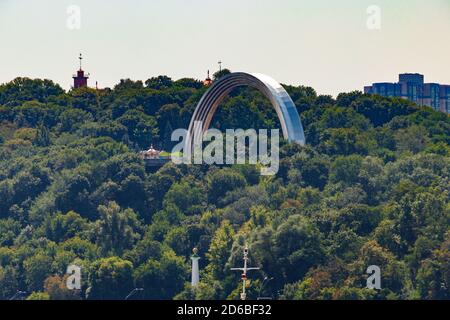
[186, 72, 306, 154]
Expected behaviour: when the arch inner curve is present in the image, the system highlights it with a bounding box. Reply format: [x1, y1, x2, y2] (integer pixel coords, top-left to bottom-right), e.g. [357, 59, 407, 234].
[186, 72, 306, 153]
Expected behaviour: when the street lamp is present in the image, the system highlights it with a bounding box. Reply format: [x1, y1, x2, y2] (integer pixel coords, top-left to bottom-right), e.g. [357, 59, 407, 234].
[125, 288, 144, 300]
[257, 277, 274, 300]
[9, 291, 27, 300]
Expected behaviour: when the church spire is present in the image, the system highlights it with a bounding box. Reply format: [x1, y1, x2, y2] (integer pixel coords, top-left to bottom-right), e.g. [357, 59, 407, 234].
[79, 53, 83, 70]
[73, 53, 89, 88]
[203, 70, 212, 86]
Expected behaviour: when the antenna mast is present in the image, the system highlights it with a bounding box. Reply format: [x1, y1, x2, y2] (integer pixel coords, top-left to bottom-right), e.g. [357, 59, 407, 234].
[231, 244, 259, 300]
[79, 53, 83, 70]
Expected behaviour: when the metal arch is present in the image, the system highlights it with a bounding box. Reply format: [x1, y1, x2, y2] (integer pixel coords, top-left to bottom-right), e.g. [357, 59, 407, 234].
[186, 72, 306, 153]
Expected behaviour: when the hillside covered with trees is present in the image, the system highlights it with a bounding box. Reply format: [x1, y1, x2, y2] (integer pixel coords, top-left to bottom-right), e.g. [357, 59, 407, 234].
[0, 71, 449, 300]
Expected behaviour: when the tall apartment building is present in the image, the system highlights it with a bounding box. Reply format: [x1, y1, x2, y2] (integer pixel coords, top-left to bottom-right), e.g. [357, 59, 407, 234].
[364, 73, 450, 114]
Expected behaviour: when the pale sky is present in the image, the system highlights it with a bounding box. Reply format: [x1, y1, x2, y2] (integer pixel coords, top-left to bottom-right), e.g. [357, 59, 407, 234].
[0, 0, 449, 96]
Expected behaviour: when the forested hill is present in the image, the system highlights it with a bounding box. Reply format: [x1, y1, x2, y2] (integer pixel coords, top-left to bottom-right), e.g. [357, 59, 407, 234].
[0, 73, 449, 300]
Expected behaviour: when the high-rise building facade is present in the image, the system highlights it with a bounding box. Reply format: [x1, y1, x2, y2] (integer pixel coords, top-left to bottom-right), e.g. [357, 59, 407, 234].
[364, 73, 450, 114]
[440, 85, 450, 114]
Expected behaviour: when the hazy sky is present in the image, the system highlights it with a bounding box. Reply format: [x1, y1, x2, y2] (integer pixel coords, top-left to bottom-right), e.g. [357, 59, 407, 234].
[0, 0, 449, 96]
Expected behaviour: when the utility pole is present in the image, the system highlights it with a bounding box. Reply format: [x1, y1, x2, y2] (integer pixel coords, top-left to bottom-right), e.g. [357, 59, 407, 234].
[124, 288, 143, 300]
[9, 291, 26, 300]
[231, 244, 259, 300]
[218, 61, 222, 72]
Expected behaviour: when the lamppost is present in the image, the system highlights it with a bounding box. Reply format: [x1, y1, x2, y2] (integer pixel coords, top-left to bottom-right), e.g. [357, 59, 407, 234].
[9, 291, 27, 300]
[257, 277, 274, 300]
[125, 288, 144, 300]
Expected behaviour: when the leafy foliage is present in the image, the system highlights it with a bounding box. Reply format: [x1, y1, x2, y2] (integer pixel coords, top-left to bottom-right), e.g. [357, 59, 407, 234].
[0, 76, 448, 300]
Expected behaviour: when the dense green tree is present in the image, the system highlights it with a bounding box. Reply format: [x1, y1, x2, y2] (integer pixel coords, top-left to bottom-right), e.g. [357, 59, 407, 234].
[395, 125, 430, 154]
[26, 292, 50, 300]
[44, 275, 81, 300]
[95, 201, 143, 256]
[43, 211, 89, 243]
[33, 125, 51, 147]
[163, 180, 205, 215]
[0, 75, 448, 301]
[206, 221, 235, 279]
[330, 155, 363, 185]
[213, 69, 231, 80]
[145, 76, 173, 90]
[88, 256, 134, 300]
[23, 252, 53, 292]
[206, 168, 247, 204]
[134, 250, 188, 299]
[0, 265, 20, 299]
[0, 78, 64, 106]
[117, 109, 158, 148]
[272, 215, 325, 283]
[59, 109, 93, 132]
